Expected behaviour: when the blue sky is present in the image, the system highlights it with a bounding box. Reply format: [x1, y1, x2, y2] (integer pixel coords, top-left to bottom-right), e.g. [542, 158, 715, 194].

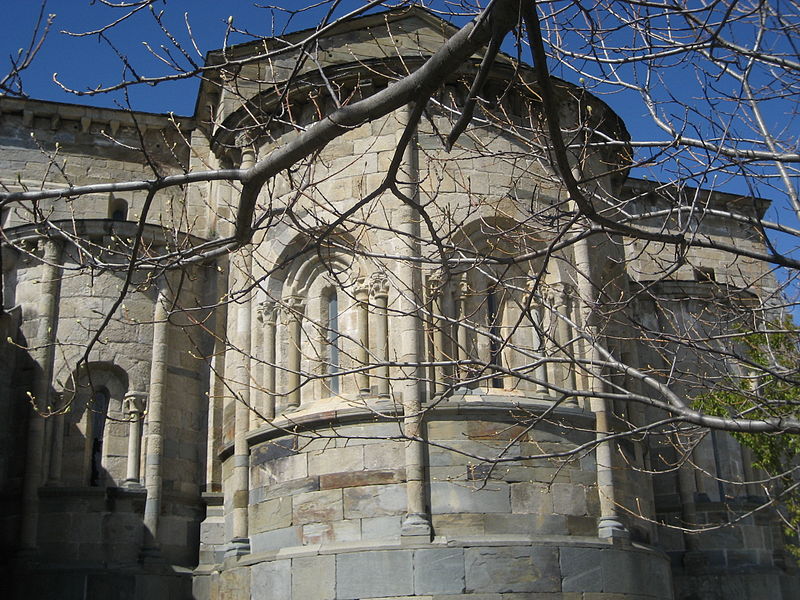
[2, 0, 798, 291]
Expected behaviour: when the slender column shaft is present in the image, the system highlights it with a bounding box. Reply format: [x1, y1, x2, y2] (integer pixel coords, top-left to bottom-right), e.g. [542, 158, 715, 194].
[206, 257, 229, 492]
[573, 236, 627, 539]
[20, 238, 63, 550]
[456, 280, 471, 382]
[286, 297, 304, 410]
[46, 401, 65, 485]
[428, 276, 448, 397]
[230, 251, 253, 552]
[261, 302, 277, 419]
[124, 392, 146, 487]
[549, 286, 577, 398]
[355, 278, 371, 394]
[142, 279, 171, 554]
[396, 106, 431, 538]
[526, 284, 548, 393]
[251, 301, 264, 429]
[371, 275, 390, 398]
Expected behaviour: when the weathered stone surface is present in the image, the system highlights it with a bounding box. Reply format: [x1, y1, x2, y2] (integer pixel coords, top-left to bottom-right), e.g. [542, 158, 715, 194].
[561, 547, 672, 597]
[308, 445, 364, 476]
[261, 476, 320, 501]
[292, 555, 335, 600]
[361, 515, 402, 540]
[250, 496, 292, 533]
[363, 443, 406, 469]
[430, 481, 510, 514]
[250, 560, 290, 600]
[250, 527, 302, 553]
[510, 482, 553, 514]
[319, 469, 404, 490]
[431, 513, 485, 537]
[552, 483, 588, 516]
[302, 519, 361, 544]
[336, 550, 414, 598]
[343, 483, 407, 518]
[293, 489, 343, 524]
[464, 546, 560, 594]
[414, 548, 465, 595]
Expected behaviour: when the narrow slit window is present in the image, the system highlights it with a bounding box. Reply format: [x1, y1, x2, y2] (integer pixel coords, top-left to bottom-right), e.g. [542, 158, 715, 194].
[487, 288, 503, 388]
[109, 197, 128, 221]
[327, 292, 340, 395]
[90, 387, 110, 486]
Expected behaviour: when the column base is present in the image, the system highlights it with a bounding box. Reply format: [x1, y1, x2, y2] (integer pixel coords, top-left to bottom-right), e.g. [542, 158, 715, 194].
[401, 513, 432, 542]
[597, 516, 629, 540]
[123, 479, 144, 489]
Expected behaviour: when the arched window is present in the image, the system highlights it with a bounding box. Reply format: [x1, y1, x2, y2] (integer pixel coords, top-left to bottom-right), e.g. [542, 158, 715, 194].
[61, 363, 129, 487]
[89, 386, 110, 486]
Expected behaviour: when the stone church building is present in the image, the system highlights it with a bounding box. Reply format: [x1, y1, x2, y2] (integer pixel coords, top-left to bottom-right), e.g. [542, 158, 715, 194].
[1, 7, 797, 600]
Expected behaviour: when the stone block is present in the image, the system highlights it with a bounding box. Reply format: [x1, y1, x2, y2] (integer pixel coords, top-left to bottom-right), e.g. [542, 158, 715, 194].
[464, 546, 560, 593]
[430, 481, 510, 514]
[336, 549, 414, 598]
[343, 483, 407, 518]
[413, 548, 465, 595]
[363, 442, 405, 469]
[256, 453, 308, 486]
[431, 513, 485, 537]
[467, 420, 527, 441]
[552, 483, 588, 516]
[292, 555, 335, 600]
[566, 515, 596, 536]
[320, 469, 404, 490]
[262, 476, 320, 501]
[302, 519, 361, 545]
[250, 526, 302, 553]
[561, 546, 606, 593]
[510, 482, 553, 514]
[293, 489, 343, 525]
[308, 445, 364, 475]
[250, 496, 292, 533]
[484, 513, 567, 536]
[251, 560, 290, 600]
[361, 515, 402, 540]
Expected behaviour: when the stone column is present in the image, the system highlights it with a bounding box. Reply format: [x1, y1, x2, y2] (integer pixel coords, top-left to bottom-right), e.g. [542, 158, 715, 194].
[259, 301, 277, 420]
[526, 282, 549, 394]
[428, 275, 448, 397]
[456, 279, 472, 383]
[142, 278, 171, 556]
[251, 300, 264, 429]
[371, 274, 390, 398]
[123, 391, 146, 487]
[573, 237, 628, 540]
[228, 243, 253, 557]
[396, 105, 431, 539]
[285, 296, 305, 410]
[20, 237, 63, 552]
[46, 392, 65, 486]
[355, 278, 371, 395]
[549, 285, 577, 395]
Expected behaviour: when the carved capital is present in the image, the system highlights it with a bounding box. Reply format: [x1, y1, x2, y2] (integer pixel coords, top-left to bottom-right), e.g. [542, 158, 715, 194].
[284, 296, 305, 321]
[370, 272, 389, 299]
[257, 300, 278, 324]
[354, 277, 370, 303]
[124, 391, 147, 417]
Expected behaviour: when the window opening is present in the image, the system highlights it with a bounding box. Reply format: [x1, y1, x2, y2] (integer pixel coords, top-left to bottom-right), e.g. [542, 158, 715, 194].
[90, 387, 110, 486]
[487, 287, 503, 388]
[109, 197, 128, 221]
[327, 292, 340, 395]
